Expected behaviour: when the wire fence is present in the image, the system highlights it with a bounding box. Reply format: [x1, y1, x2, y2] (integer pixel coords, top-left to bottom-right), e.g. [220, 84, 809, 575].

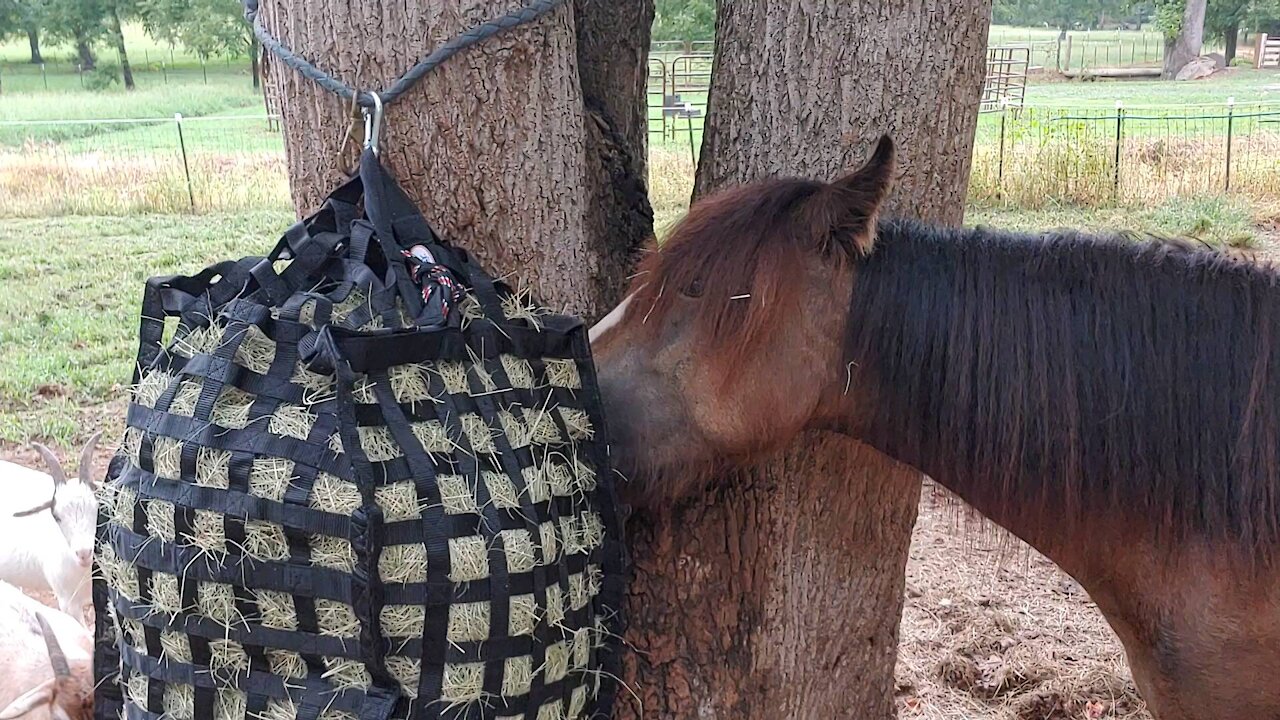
[1, 99, 1277, 217]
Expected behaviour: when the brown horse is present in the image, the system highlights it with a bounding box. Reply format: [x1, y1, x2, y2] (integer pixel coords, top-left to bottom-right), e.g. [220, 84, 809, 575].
[592, 137, 1280, 720]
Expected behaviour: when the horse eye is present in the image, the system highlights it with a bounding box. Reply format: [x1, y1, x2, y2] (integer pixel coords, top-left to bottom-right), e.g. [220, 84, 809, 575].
[682, 277, 705, 299]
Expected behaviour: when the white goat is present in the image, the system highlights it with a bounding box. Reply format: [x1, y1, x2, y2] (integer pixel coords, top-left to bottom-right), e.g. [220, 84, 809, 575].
[0, 434, 101, 625]
[0, 581, 93, 720]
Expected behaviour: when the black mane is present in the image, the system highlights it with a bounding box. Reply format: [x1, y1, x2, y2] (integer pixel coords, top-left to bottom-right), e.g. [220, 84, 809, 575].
[850, 217, 1280, 560]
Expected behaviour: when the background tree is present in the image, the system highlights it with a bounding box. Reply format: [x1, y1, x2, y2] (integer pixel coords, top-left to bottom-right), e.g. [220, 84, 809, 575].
[991, 0, 1138, 29]
[42, 0, 104, 69]
[103, 0, 135, 88]
[652, 0, 714, 42]
[1157, 0, 1208, 77]
[0, 0, 49, 63]
[616, 1, 992, 717]
[139, 0, 259, 86]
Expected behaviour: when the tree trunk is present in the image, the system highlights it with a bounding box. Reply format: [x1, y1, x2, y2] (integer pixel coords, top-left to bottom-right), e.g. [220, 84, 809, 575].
[108, 7, 135, 89]
[616, 2, 992, 718]
[75, 33, 95, 71]
[250, 37, 261, 89]
[1162, 0, 1207, 78]
[258, 0, 652, 319]
[26, 26, 42, 64]
[1225, 22, 1240, 64]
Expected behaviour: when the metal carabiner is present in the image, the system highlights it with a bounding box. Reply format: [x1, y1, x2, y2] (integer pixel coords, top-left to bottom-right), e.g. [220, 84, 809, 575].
[362, 91, 384, 155]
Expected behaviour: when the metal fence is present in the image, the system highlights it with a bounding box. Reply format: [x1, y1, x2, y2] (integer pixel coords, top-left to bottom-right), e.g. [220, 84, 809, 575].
[1, 100, 1277, 218]
[969, 102, 1280, 207]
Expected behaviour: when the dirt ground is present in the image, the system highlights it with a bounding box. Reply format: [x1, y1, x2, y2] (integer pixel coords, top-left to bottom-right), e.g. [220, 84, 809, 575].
[896, 483, 1148, 720]
[3, 426, 1146, 720]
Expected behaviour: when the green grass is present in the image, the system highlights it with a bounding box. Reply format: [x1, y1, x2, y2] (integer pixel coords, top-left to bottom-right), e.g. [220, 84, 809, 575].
[1025, 68, 1280, 107]
[0, 22, 242, 69]
[0, 210, 293, 444]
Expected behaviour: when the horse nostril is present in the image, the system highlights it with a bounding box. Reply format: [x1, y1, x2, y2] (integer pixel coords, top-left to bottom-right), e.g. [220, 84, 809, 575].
[76, 550, 93, 567]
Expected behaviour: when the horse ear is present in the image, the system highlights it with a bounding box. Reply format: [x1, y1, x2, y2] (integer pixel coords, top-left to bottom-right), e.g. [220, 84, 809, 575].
[820, 134, 896, 255]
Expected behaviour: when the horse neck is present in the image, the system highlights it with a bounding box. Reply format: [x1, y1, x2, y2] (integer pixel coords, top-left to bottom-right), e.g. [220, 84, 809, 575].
[839, 219, 1230, 563]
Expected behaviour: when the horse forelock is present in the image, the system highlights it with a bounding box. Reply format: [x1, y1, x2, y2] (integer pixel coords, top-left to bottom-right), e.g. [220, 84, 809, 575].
[622, 178, 851, 377]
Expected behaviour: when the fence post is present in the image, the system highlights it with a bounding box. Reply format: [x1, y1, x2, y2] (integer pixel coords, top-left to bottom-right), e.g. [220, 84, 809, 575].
[78, 63, 84, 88]
[684, 103, 697, 169]
[1225, 97, 1235, 193]
[41, 63, 47, 90]
[997, 100, 1008, 196]
[201, 57, 208, 84]
[174, 113, 196, 211]
[162, 63, 168, 84]
[1113, 101, 1124, 203]
[1063, 36, 1074, 72]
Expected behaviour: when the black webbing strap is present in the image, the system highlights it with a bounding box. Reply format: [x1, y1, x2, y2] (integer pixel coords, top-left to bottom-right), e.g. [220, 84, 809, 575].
[242, 0, 568, 110]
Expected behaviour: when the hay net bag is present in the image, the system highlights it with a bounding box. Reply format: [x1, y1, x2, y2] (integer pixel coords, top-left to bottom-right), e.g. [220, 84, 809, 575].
[93, 148, 628, 720]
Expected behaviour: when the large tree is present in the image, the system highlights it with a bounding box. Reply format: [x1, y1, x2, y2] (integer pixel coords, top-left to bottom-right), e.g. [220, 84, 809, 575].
[0, 0, 48, 63]
[615, 2, 993, 718]
[257, 0, 653, 315]
[1158, 0, 1208, 77]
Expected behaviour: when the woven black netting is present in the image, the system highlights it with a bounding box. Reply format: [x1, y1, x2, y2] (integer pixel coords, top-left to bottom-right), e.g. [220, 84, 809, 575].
[92, 149, 628, 720]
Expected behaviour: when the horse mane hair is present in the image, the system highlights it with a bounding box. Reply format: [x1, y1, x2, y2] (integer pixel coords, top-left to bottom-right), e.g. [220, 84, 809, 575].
[628, 175, 1280, 561]
[850, 218, 1280, 562]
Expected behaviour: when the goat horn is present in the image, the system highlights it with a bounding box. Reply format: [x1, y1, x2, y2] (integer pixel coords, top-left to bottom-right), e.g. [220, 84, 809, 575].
[13, 499, 56, 518]
[77, 431, 102, 490]
[30, 443, 67, 486]
[34, 613, 70, 679]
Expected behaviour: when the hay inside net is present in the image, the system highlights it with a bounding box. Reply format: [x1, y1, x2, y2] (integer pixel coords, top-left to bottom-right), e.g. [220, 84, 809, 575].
[509, 594, 539, 636]
[435, 362, 470, 395]
[248, 458, 295, 501]
[152, 436, 183, 480]
[211, 387, 255, 429]
[148, 571, 184, 616]
[155, 686, 200, 720]
[208, 639, 250, 675]
[380, 604, 425, 638]
[460, 414, 496, 454]
[254, 590, 298, 631]
[448, 536, 489, 583]
[544, 358, 581, 389]
[215, 689, 248, 720]
[375, 481, 422, 521]
[145, 499, 176, 543]
[186, 510, 226, 556]
[483, 472, 520, 509]
[389, 364, 434, 404]
[358, 426, 402, 462]
[378, 544, 428, 584]
[268, 403, 316, 441]
[233, 325, 277, 375]
[410, 420, 456, 455]
[195, 446, 231, 489]
[498, 410, 530, 449]
[386, 657, 421, 699]
[500, 529, 537, 574]
[266, 650, 306, 680]
[446, 602, 491, 644]
[441, 663, 485, 704]
[159, 631, 192, 665]
[438, 474, 477, 515]
[133, 370, 174, 409]
[197, 582, 242, 628]
[321, 657, 371, 691]
[167, 380, 203, 417]
[559, 408, 594, 441]
[500, 355, 535, 389]
[310, 535, 356, 572]
[330, 287, 371, 328]
[543, 641, 571, 684]
[309, 473, 361, 515]
[173, 322, 223, 359]
[244, 520, 289, 562]
[503, 656, 533, 697]
[315, 599, 359, 637]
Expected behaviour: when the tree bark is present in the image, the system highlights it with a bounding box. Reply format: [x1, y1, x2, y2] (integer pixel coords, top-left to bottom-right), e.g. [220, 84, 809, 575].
[250, 37, 261, 89]
[1162, 0, 1207, 78]
[108, 6, 135, 89]
[1224, 22, 1240, 64]
[26, 26, 42, 64]
[616, 2, 992, 718]
[75, 33, 95, 71]
[258, 0, 652, 320]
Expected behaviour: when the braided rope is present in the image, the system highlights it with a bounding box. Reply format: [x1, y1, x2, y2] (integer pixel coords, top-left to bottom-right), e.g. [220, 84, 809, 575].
[243, 0, 569, 108]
